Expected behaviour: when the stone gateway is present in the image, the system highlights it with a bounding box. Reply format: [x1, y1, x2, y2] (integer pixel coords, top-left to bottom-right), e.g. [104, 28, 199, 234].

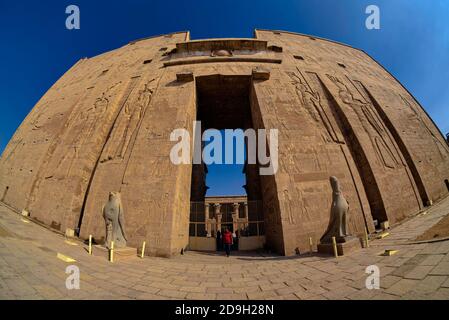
[1, 30, 448, 257]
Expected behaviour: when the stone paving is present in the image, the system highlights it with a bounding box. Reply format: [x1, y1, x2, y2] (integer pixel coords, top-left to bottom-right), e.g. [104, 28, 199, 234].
[1, 197, 449, 300]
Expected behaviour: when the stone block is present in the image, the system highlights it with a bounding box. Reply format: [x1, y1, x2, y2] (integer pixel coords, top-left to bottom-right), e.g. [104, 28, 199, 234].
[252, 67, 270, 80]
[317, 237, 362, 256]
[176, 71, 194, 82]
[92, 245, 137, 262]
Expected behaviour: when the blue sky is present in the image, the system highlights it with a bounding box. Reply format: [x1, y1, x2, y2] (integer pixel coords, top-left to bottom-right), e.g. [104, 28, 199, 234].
[1, 0, 448, 196]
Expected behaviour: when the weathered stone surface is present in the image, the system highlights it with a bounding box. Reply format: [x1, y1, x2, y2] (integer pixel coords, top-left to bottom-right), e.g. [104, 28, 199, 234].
[1, 30, 448, 257]
[92, 245, 137, 262]
[176, 71, 194, 82]
[252, 67, 270, 80]
[317, 237, 362, 256]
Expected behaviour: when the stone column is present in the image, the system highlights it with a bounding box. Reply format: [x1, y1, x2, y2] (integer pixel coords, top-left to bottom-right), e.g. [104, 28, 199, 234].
[243, 202, 249, 228]
[205, 203, 211, 237]
[232, 203, 240, 232]
[214, 203, 222, 232]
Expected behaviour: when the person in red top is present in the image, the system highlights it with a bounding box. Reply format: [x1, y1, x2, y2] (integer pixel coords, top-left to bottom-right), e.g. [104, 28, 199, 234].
[222, 228, 233, 257]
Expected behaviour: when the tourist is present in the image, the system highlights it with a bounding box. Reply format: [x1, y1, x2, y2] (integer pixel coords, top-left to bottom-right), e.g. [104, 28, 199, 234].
[222, 228, 233, 257]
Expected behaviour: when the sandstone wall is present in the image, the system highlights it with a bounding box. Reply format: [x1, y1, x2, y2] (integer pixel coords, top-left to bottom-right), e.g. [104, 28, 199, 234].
[1, 29, 448, 256]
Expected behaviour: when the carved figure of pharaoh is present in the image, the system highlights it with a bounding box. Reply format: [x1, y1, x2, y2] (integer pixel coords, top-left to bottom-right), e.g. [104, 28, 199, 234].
[103, 191, 127, 249]
[320, 176, 350, 244]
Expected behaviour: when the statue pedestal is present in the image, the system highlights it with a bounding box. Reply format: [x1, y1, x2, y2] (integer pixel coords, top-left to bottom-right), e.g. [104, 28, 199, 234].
[317, 236, 362, 256]
[92, 245, 138, 262]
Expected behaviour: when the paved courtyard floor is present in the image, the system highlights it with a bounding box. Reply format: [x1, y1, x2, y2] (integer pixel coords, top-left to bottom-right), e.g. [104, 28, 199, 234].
[1, 197, 449, 300]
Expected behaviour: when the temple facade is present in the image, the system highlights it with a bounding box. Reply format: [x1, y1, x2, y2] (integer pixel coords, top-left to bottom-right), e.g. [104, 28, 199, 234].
[1, 30, 449, 257]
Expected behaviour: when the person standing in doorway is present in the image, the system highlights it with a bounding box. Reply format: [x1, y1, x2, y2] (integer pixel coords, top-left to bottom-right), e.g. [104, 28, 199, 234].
[223, 228, 233, 257]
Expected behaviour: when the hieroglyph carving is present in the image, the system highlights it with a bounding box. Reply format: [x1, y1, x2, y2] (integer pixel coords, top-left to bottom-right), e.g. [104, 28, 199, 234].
[101, 79, 156, 163]
[327, 75, 400, 169]
[53, 82, 122, 179]
[288, 70, 344, 144]
[282, 189, 296, 225]
[400, 94, 449, 160]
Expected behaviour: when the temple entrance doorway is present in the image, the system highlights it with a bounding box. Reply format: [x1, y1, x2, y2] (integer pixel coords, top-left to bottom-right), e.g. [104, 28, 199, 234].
[188, 75, 265, 253]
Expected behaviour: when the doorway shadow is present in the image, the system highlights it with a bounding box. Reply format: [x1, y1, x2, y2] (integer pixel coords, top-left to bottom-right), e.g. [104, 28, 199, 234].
[187, 250, 330, 261]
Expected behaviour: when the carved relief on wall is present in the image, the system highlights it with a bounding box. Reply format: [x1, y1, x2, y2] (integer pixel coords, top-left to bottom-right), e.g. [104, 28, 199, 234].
[115, 46, 151, 73]
[60, 62, 107, 90]
[326, 75, 400, 169]
[374, 137, 396, 168]
[30, 102, 50, 131]
[294, 185, 312, 222]
[305, 71, 347, 145]
[260, 83, 290, 134]
[25, 87, 96, 208]
[400, 94, 449, 160]
[279, 142, 300, 174]
[353, 80, 403, 169]
[144, 157, 174, 178]
[24, 96, 68, 135]
[282, 189, 296, 225]
[210, 49, 232, 57]
[50, 82, 123, 179]
[100, 79, 156, 163]
[287, 70, 344, 144]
